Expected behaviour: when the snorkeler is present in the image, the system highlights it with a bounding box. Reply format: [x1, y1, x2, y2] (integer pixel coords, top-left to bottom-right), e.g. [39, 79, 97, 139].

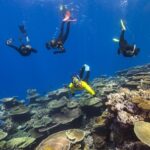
[68, 64, 96, 96]
[113, 19, 140, 57]
[6, 25, 37, 56]
[45, 10, 76, 54]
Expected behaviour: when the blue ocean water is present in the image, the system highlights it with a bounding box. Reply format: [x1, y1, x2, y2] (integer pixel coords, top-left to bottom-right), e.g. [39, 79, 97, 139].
[0, 0, 149, 98]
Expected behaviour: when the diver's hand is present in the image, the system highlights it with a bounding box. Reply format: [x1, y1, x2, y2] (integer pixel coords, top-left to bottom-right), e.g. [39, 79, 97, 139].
[6, 39, 13, 45]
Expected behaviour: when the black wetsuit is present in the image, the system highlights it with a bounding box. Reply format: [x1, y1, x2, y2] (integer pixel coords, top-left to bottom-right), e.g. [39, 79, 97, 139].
[7, 44, 37, 56]
[79, 65, 90, 82]
[118, 30, 140, 57]
[46, 22, 70, 54]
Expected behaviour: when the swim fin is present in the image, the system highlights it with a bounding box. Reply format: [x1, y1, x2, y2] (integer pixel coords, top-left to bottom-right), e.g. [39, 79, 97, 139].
[26, 36, 30, 43]
[120, 19, 126, 31]
[63, 11, 77, 22]
[113, 38, 119, 42]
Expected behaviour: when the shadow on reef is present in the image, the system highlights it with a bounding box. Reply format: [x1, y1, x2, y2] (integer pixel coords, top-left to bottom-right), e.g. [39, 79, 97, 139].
[0, 64, 150, 149]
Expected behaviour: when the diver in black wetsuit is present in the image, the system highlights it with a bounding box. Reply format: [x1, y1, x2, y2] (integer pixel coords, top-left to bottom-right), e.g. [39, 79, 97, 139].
[6, 25, 37, 56]
[45, 21, 70, 54]
[113, 20, 140, 57]
[79, 64, 90, 83]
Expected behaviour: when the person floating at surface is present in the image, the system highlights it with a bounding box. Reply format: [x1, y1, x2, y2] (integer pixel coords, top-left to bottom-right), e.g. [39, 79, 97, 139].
[113, 19, 140, 57]
[45, 10, 76, 54]
[68, 64, 96, 96]
[6, 25, 37, 56]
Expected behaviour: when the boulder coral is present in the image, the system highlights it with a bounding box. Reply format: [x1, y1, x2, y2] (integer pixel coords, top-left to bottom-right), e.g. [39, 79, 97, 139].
[36, 129, 85, 150]
[36, 131, 70, 150]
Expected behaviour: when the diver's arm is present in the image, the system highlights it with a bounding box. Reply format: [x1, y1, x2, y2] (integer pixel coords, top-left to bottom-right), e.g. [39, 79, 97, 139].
[7, 44, 19, 51]
[6, 39, 21, 52]
[53, 48, 66, 54]
[59, 45, 65, 51]
[31, 48, 37, 53]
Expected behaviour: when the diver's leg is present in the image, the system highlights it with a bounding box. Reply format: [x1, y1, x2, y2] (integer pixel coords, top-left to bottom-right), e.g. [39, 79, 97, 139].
[58, 22, 65, 40]
[19, 25, 27, 35]
[119, 30, 126, 46]
[120, 30, 125, 42]
[62, 22, 70, 43]
[19, 25, 30, 45]
[79, 65, 85, 79]
[84, 71, 90, 82]
[119, 30, 128, 48]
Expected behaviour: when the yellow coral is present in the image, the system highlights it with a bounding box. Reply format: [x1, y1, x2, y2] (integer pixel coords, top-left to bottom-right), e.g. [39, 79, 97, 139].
[43, 145, 53, 150]
[134, 121, 150, 147]
[93, 111, 108, 128]
[138, 102, 150, 111]
[95, 116, 105, 126]
[131, 96, 143, 104]
[131, 96, 150, 111]
[65, 129, 85, 144]
[36, 129, 85, 150]
[84, 144, 89, 150]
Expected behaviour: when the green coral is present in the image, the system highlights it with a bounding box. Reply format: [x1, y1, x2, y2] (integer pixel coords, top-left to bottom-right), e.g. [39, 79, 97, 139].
[80, 97, 102, 107]
[93, 111, 108, 128]
[32, 116, 52, 129]
[10, 105, 29, 116]
[0, 141, 6, 149]
[6, 137, 35, 149]
[67, 101, 78, 109]
[48, 99, 66, 109]
[0, 130, 7, 141]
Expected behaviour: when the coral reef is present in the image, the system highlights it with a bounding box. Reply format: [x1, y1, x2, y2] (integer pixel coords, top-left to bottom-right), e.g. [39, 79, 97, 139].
[35, 130, 71, 150]
[67, 101, 79, 109]
[0, 63, 150, 149]
[65, 129, 85, 143]
[47, 98, 67, 111]
[36, 129, 87, 150]
[0, 130, 7, 140]
[105, 88, 150, 125]
[26, 89, 40, 103]
[6, 137, 35, 149]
